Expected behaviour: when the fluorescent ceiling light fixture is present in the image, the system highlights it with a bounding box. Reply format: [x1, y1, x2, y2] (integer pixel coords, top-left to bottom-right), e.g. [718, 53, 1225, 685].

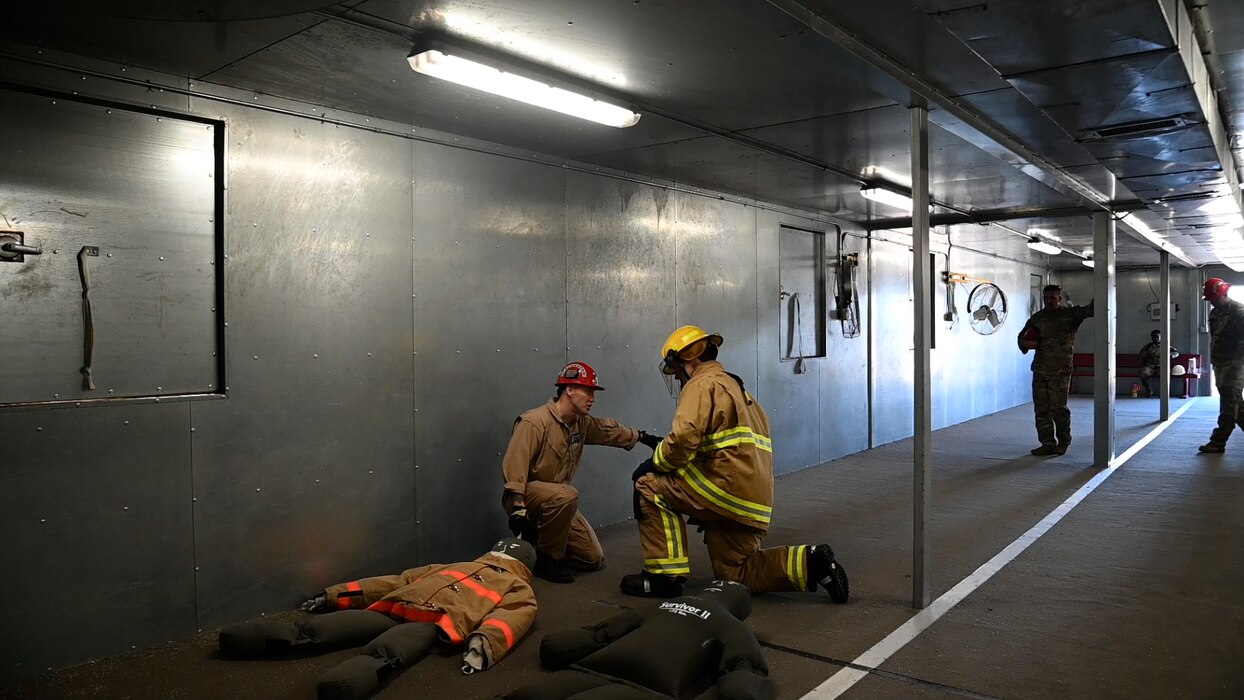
[1027, 237, 1061, 255]
[860, 186, 913, 212]
[408, 48, 641, 128]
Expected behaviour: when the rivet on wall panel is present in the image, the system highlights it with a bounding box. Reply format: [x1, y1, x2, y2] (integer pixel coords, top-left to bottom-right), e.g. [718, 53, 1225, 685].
[36, 427, 42, 431]
[190, 428, 196, 433]
[156, 386, 162, 391]
[313, 354, 318, 359]
[367, 353, 372, 357]
[369, 470, 374, 475]
[159, 256, 164, 261]
[496, 349, 501, 352]
[53, 393, 59, 399]
[224, 322, 229, 327]
[122, 506, 128, 511]
[256, 488, 261, 492]
[75, 402, 80, 407]
[207, 384, 213, 389]
[53, 249, 60, 254]
[40, 519, 46, 523]
[253, 356, 259, 360]
[107, 253, 112, 258]
[108, 388, 115, 394]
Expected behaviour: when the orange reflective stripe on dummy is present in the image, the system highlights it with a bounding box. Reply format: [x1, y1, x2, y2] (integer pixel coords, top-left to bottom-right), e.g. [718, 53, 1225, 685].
[442, 570, 503, 604]
[337, 581, 363, 609]
[482, 618, 515, 649]
[437, 615, 463, 643]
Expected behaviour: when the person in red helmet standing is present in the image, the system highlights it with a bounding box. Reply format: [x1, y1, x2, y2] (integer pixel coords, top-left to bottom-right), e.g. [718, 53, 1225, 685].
[1199, 278, 1244, 453]
[501, 361, 662, 583]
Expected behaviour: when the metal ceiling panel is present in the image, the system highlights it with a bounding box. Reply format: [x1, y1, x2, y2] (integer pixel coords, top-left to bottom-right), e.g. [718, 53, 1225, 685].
[355, 0, 897, 129]
[203, 18, 708, 159]
[797, 0, 1012, 97]
[0, 6, 322, 79]
[920, 0, 1173, 76]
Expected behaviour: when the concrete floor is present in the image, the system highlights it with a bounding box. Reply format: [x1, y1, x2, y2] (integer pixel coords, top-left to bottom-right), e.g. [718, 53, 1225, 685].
[3, 396, 1241, 700]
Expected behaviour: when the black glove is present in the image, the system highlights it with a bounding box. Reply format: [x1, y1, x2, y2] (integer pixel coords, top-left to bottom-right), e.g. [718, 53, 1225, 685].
[631, 457, 656, 482]
[300, 594, 329, 613]
[637, 431, 662, 450]
[508, 506, 530, 538]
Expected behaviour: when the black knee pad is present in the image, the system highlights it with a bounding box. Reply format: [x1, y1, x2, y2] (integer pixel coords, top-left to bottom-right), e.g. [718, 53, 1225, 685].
[317, 655, 386, 700]
[301, 610, 398, 648]
[363, 622, 438, 666]
[218, 621, 299, 658]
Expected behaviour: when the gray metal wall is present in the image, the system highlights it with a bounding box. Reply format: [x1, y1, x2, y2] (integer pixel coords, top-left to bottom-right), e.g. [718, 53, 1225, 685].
[0, 70, 1038, 682]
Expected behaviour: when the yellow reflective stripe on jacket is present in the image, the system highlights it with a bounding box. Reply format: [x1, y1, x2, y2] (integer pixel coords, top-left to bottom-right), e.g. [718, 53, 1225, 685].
[653, 440, 689, 472]
[682, 465, 773, 524]
[698, 426, 773, 453]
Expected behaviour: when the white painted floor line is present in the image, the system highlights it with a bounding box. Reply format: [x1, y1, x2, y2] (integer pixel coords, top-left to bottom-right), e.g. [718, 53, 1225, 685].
[800, 398, 1200, 699]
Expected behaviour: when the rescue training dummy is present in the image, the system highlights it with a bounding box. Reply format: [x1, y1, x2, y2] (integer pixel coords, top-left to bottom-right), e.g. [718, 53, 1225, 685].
[217, 537, 537, 700]
[502, 580, 769, 700]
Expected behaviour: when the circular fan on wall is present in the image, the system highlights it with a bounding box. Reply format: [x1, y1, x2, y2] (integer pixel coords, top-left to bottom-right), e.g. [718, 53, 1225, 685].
[967, 282, 1008, 335]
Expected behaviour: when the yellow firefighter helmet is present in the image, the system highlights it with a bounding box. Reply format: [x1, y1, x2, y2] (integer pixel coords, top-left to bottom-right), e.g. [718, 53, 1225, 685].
[660, 325, 723, 375]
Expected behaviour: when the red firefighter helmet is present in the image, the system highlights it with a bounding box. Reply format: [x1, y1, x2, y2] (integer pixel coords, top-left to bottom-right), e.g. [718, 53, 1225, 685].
[555, 361, 604, 391]
[1204, 277, 1231, 302]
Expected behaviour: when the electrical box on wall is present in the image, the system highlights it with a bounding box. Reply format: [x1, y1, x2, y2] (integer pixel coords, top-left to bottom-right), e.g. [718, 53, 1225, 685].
[1147, 302, 1179, 321]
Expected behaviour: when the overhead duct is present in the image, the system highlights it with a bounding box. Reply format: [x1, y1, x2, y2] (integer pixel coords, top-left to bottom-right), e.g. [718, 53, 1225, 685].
[1080, 115, 1193, 141]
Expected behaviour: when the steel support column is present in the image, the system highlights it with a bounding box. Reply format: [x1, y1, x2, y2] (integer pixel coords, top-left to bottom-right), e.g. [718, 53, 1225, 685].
[1093, 212, 1117, 468]
[911, 103, 932, 609]
[1161, 251, 1171, 420]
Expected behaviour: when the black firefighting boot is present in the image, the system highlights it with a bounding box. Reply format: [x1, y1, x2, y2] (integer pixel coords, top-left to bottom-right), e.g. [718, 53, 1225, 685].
[534, 552, 576, 583]
[808, 545, 850, 604]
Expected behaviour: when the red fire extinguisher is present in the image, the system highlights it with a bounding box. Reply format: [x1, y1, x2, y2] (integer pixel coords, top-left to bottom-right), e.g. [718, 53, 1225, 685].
[1131, 382, 1140, 398]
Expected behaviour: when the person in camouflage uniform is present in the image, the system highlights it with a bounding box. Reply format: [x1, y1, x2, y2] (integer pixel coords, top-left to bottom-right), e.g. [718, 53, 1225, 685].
[1137, 329, 1178, 397]
[1199, 278, 1244, 453]
[1017, 284, 1094, 456]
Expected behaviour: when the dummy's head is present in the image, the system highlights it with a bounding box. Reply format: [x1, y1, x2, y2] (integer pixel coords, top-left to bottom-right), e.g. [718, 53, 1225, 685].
[695, 580, 752, 620]
[490, 537, 537, 572]
[1150, 329, 1161, 342]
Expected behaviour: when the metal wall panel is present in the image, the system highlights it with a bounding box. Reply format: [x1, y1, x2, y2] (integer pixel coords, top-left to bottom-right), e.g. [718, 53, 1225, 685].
[189, 105, 416, 629]
[672, 191, 759, 391]
[757, 210, 825, 475]
[930, 248, 1035, 429]
[0, 403, 194, 684]
[565, 173, 678, 529]
[870, 238, 916, 446]
[0, 88, 217, 404]
[412, 142, 567, 564]
[820, 230, 872, 461]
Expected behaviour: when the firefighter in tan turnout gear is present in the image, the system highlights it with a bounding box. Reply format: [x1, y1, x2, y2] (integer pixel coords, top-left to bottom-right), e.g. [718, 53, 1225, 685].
[619, 325, 849, 602]
[502, 362, 662, 583]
